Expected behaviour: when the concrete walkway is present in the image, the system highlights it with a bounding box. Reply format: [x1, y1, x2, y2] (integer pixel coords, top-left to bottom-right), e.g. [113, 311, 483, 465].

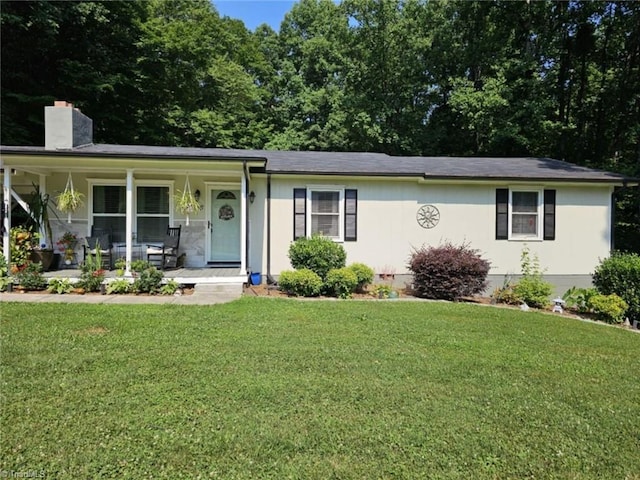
[0, 283, 244, 305]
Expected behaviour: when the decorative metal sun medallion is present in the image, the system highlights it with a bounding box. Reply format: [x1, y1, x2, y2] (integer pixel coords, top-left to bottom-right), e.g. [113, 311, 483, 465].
[417, 204, 440, 229]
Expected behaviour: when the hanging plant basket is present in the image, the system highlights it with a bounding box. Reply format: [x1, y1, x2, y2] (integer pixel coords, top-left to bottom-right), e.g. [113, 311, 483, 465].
[174, 176, 201, 226]
[56, 173, 85, 223]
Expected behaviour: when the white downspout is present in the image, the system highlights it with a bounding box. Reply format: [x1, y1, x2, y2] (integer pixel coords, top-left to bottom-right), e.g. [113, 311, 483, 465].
[2, 164, 11, 266]
[240, 169, 247, 275]
[125, 169, 134, 276]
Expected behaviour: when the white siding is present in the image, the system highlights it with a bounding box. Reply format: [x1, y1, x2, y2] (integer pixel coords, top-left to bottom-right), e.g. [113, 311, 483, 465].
[258, 176, 613, 277]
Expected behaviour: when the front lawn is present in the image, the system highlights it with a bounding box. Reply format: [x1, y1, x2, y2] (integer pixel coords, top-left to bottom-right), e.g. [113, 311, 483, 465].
[1, 298, 638, 479]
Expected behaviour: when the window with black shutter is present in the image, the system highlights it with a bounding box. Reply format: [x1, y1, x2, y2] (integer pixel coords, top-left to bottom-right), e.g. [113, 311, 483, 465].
[293, 187, 357, 241]
[496, 187, 556, 241]
[344, 189, 357, 241]
[543, 189, 556, 240]
[495, 188, 509, 240]
[293, 188, 307, 240]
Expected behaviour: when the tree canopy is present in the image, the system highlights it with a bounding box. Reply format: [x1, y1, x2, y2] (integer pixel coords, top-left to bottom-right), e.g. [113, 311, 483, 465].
[2, 0, 638, 249]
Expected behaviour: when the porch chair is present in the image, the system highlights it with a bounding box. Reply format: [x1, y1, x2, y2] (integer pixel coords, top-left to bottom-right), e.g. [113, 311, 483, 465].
[83, 226, 113, 270]
[146, 226, 181, 270]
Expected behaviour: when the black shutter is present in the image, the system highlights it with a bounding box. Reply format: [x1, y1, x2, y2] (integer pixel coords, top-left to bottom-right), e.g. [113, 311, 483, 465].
[344, 189, 357, 241]
[543, 189, 556, 240]
[496, 188, 509, 240]
[293, 188, 307, 240]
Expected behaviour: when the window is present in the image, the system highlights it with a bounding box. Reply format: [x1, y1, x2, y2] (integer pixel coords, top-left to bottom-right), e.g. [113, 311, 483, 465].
[136, 186, 170, 242]
[311, 190, 340, 237]
[92, 185, 126, 243]
[511, 191, 539, 237]
[293, 187, 357, 241]
[496, 188, 555, 241]
[91, 182, 171, 244]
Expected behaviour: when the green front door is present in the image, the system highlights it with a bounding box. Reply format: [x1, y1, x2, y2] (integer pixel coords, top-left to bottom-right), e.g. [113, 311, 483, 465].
[209, 190, 241, 263]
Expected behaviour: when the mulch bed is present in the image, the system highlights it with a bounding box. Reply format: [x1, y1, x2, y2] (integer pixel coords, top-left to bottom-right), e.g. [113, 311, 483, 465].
[242, 284, 639, 331]
[243, 283, 412, 300]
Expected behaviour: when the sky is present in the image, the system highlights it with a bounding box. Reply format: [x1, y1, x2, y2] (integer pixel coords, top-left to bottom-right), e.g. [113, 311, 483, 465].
[213, 1, 297, 31]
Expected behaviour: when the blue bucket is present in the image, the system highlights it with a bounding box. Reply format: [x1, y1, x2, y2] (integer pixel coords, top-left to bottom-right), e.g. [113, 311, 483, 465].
[250, 272, 261, 285]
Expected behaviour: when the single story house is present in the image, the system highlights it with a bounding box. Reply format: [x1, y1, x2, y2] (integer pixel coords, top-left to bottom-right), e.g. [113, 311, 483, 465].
[1, 102, 638, 292]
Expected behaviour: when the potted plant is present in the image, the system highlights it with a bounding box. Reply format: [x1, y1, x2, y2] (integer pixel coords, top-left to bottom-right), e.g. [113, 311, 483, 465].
[27, 183, 56, 270]
[56, 174, 84, 223]
[174, 176, 201, 226]
[56, 231, 78, 265]
[114, 257, 127, 276]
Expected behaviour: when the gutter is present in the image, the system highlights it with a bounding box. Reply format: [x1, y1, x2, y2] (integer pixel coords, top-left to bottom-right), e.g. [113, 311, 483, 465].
[420, 174, 640, 185]
[0, 147, 269, 164]
[257, 170, 638, 185]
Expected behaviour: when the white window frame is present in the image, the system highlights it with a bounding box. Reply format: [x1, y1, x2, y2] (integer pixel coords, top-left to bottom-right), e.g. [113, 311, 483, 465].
[306, 185, 344, 242]
[88, 179, 126, 239]
[508, 187, 543, 241]
[88, 179, 173, 243]
[135, 180, 174, 243]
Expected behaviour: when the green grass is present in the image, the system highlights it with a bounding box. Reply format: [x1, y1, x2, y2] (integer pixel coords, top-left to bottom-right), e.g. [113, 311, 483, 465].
[1, 298, 639, 479]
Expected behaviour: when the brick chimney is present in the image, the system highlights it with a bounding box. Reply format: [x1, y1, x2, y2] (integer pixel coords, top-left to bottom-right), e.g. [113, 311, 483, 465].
[44, 101, 93, 150]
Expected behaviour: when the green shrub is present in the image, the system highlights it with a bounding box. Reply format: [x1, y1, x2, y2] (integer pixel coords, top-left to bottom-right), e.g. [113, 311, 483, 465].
[288, 235, 346, 280]
[132, 266, 164, 294]
[348, 263, 374, 292]
[592, 252, 640, 322]
[47, 278, 73, 294]
[408, 242, 490, 300]
[160, 280, 180, 295]
[278, 269, 323, 297]
[491, 276, 521, 305]
[0, 255, 10, 292]
[107, 279, 132, 294]
[131, 259, 152, 273]
[0, 254, 8, 278]
[512, 247, 553, 309]
[14, 262, 47, 291]
[370, 283, 394, 299]
[562, 287, 599, 313]
[514, 277, 553, 309]
[325, 267, 358, 299]
[78, 252, 105, 292]
[9, 226, 36, 269]
[589, 293, 628, 324]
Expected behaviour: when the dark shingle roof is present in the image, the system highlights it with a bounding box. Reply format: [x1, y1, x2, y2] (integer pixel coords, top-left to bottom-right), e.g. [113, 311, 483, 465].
[0, 144, 267, 160]
[262, 152, 635, 183]
[1, 144, 636, 184]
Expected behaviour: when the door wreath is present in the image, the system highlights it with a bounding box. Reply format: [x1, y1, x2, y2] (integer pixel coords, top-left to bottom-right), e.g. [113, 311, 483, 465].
[218, 204, 234, 221]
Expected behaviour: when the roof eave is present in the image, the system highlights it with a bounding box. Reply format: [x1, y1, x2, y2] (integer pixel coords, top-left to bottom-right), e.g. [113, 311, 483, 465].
[264, 169, 424, 177]
[422, 174, 638, 186]
[0, 146, 267, 165]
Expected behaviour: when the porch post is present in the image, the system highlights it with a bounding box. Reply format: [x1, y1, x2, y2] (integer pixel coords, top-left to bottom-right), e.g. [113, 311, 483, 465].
[2, 165, 11, 266]
[39, 174, 48, 247]
[240, 172, 247, 275]
[125, 169, 134, 276]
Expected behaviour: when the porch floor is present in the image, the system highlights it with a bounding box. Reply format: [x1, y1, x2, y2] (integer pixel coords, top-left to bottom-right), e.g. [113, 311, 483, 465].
[43, 267, 247, 285]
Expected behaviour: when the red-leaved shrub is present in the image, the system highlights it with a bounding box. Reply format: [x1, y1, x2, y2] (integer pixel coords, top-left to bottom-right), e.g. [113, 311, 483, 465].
[408, 242, 490, 300]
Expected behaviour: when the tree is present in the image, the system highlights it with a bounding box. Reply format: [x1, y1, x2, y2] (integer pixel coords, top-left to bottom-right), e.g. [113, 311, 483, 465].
[262, 0, 350, 151]
[1, 1, 146, 145]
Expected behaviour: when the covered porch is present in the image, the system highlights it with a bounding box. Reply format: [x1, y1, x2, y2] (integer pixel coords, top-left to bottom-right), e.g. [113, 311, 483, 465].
[1, 146, 266, 278]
